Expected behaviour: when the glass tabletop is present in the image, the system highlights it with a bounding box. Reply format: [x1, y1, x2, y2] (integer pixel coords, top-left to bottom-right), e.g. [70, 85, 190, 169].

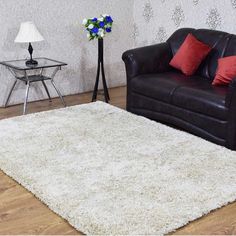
[0, 57, 67, 70]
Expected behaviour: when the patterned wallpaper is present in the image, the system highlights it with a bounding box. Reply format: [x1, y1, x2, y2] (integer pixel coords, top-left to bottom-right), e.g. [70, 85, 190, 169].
[0, 0, 134, 106]
[0, 1, 235, 106]
[133, 0, 236, 46]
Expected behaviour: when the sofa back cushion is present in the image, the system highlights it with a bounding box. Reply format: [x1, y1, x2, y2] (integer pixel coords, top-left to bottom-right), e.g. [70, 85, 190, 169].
[167, 28, 235, 81]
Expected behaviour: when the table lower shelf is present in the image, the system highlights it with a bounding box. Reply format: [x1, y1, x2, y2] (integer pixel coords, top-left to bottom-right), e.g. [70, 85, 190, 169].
[18, 75, 51, 83]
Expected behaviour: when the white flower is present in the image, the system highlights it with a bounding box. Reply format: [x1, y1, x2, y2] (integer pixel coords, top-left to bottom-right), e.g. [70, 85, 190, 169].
[82, 18, 88, 25]
[102, 14, 109, 17]
[98, 17, 104, 22]
[98, 28, 104, 36]
[87, 33, 91, 38]
[88, 24, 94, 29]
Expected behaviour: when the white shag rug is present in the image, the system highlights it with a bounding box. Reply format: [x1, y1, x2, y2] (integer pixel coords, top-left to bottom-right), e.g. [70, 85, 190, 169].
[0, 102, 236, 235]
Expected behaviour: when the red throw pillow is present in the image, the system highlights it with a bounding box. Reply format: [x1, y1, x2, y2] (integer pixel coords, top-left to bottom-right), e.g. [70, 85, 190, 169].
[212, 56, 236, 86]
[169, 34, 212, 76]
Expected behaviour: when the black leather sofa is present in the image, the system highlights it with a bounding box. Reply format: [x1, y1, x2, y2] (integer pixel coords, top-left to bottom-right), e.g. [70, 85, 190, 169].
[122, 28, 236, 150]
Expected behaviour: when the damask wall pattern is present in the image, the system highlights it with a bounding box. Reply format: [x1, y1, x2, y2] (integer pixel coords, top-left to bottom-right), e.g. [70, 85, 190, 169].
[0, 1, 235, 106]
[0, 0, 134, 106]
[134, 0, 236, 46]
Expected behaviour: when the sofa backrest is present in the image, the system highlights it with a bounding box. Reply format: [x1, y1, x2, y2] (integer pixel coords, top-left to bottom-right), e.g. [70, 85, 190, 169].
[167, 28, 236, 80]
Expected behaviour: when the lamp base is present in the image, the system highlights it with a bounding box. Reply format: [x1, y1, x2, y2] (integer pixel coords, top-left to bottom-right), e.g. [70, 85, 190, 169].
[25, 59, 38, 66]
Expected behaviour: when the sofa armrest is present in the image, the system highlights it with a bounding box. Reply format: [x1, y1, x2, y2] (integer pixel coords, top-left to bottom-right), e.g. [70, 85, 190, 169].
[226, 78, 236, 108]
[122, 42, 173, 80]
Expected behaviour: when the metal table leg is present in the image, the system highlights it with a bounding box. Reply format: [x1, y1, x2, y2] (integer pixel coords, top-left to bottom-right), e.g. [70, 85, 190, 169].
[23, 80, 30, 115]
[4, 67, 22, 108]
[50, 66, 66, 107]
[51, 80, 66, 107]
[42, 80, 52, 102]
[39, 68, 51, 102]
[4, 80, 17, 107]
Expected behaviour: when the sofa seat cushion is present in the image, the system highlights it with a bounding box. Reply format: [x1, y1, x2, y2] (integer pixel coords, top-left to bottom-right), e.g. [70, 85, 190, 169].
[130, 72, 228, 120]
[130, 72, 206, 103]
[172, 82, 228, 120]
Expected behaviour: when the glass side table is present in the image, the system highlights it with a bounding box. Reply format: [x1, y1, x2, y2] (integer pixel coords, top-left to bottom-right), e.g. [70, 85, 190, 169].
[0, 57, 67, 115]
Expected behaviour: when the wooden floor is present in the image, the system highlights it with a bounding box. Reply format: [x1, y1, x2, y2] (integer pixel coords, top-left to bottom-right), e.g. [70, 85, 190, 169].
[0, 86, 235, 235]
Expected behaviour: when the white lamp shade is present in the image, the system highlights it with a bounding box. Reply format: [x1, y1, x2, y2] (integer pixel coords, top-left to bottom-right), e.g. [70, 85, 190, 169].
[15, 21, 44, 43]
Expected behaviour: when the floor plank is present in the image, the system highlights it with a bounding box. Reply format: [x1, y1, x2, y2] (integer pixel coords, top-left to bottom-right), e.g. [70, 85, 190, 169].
[0, 86, 235, 235]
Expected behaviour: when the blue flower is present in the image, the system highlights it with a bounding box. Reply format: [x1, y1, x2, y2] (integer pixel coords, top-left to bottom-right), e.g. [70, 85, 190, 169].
[105, 16, 113, 23]
[92, 27, 99, 34]
[106, 27, 112, 33]
[99, 22, 105, 28]
[92, 17, 98, 22]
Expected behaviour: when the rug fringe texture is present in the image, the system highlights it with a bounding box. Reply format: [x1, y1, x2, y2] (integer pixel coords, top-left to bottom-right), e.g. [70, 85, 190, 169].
[0, 102, 235, 235]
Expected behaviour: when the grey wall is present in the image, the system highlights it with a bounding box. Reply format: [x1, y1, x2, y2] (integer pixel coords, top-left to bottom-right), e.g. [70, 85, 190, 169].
[133, 0, 236, 46]
[1, 0, 235, 107]
[0, 0, 134, 106]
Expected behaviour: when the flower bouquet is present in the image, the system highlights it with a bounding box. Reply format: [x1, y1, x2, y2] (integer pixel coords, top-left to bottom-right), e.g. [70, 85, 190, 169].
[82, 14, 113, 103]
[82, 14, 113, 40]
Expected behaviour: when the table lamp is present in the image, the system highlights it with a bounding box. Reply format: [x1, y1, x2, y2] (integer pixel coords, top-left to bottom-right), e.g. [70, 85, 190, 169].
[15, 21, 44, 66]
